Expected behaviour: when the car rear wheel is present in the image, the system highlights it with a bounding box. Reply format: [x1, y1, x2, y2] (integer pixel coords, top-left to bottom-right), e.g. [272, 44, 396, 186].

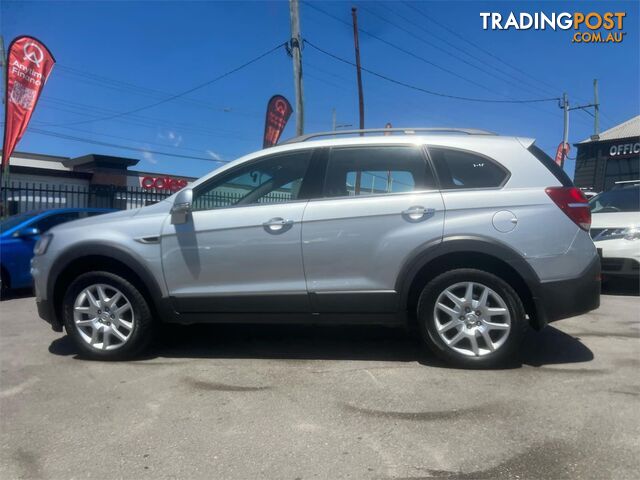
[417, 268, 526, 368]
[62, 271, 153, 360]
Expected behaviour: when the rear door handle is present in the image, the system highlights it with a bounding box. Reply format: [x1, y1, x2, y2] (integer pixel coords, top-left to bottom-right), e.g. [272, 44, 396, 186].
[401, 206, 434, 222]
[263, 217, 294, 233]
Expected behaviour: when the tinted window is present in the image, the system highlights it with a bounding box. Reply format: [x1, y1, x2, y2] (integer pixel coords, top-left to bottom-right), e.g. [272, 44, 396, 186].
[528, 144, 573, 186]
[589, 186, 640, 213]
[429, 147, 508, 189]
[193, 150, 313, 211]
[324, 146, 433, 197]
[34, 212, 81, 232]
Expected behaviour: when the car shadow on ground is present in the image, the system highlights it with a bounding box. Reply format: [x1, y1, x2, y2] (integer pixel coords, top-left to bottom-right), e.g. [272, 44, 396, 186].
[49, 321, 594, 370]
[0, 288, 34, 301]
[601, 277, 639, 296]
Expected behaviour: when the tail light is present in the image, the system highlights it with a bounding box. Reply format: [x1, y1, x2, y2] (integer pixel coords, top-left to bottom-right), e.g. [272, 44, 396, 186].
[545, 186, 591, 231]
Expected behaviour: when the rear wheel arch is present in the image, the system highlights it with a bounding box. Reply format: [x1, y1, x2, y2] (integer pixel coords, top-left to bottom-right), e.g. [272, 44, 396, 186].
[399, 237, 541, 328]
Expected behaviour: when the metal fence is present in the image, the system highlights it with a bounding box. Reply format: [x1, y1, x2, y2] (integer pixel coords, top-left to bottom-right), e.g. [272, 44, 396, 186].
[0, 182, 174, 217]
[0, 182, 294, 217]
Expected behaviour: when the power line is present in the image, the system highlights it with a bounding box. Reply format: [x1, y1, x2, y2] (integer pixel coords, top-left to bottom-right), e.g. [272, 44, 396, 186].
[28, 128, 232, 163]
[305, 40, 559, 104]
[44, 42, 287, 127]
[402, 2, 590, 103]
[366, 3, 557, 100]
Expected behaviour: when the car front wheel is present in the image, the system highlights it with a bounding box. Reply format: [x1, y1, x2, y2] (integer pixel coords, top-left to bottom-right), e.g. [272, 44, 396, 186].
[417, 269, 526, 368]
[62, 271, 153, 360]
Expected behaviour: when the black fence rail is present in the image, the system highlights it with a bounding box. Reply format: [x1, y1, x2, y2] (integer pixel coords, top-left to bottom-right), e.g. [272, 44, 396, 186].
[0, 182, 174, 217]
[0, 182, 294, 217]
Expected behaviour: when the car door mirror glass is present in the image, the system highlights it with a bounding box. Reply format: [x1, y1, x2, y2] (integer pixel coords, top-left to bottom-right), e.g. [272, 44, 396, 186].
[171, 188, 193, 224]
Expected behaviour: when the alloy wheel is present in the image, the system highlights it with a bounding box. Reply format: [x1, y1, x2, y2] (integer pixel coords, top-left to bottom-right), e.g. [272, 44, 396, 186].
[433, 281, 511, 357]
[73, 283, 135, 351]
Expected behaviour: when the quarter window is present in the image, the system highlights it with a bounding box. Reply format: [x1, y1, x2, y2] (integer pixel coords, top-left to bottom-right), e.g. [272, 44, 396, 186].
[192, 150, 313, 211]
[324, 146, 433, 197]
[429, 147, 509, 189]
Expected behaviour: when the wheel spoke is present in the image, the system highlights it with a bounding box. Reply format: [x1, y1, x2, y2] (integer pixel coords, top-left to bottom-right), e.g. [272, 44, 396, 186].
[117, 318, 133, 330]
[85, 289, 100, 309]
[109, 292, 123, 308]
[464, 282, 474, 303]
[110, 327, 127, 342]
[90, 327, 99, 345]
[487, 307, 508, 317]
[469, 334, 480, 356]
[437, 319, 460, 333]
[481, 330, 495, 351]
[97, 285, 109, 305]
[436, 302, 459, 317]
[76, 319, 95, 327]
[444, 290, 463, 307]
[485, 321, 509, 331]
[446, 329, 466, 347]
[102, 329, 110, 349]
[477, 287, 489, 308]
[116, 303, 132, 316]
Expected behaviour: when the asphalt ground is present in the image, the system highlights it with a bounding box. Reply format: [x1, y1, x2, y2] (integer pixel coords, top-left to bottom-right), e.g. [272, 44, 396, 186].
[1, 282, 638, 479]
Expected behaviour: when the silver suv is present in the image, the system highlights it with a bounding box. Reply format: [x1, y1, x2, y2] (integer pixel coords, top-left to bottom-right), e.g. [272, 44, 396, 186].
[32, 128, 600, 368]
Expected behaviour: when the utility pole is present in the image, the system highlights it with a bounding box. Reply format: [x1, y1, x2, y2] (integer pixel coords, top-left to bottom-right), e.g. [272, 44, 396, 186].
[562, 92, 569, 167]
[332, 108, 336, 131]
[351, 7, 364, 195]
[593, 79, 600, 136]
[351, 7, 365, 132]
[289, 0, 304, 136]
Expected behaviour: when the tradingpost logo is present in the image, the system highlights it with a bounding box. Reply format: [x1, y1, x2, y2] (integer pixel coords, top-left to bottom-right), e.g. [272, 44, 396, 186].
[480, 11, 627, 44]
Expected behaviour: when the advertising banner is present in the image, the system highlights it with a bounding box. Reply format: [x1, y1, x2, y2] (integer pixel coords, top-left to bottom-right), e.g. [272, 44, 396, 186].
[554, 142, 570, 166]
[2, 36, 55, 176]
[263, 95, 293, 148]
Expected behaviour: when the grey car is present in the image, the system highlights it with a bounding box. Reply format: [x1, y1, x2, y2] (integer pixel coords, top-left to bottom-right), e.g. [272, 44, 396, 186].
[32, 128, 600, 368]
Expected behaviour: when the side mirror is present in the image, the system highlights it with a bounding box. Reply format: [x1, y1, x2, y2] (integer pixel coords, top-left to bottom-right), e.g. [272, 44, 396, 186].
[15, 227, 41, 238]
[171, 188, 193, 225]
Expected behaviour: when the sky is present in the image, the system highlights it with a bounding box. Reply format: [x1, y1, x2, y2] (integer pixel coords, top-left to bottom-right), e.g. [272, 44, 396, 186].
[1, 0, 638, 179]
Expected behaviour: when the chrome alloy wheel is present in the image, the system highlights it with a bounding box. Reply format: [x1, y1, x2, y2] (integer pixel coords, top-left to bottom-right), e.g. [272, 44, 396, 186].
[73, 284, 134, 351]
[433, 282, 511, 357]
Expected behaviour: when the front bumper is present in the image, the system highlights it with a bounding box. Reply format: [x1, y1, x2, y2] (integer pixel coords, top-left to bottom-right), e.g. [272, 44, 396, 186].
[532, 255, 601, 327]
[594, 238, 640, 278]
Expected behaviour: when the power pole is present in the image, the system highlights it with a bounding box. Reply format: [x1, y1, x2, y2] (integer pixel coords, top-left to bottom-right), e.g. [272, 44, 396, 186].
[593, 79, 600, 136]
[289, 0, 304, 136]
[332, 108, 336, 131]
[351, 7, 365, 132]
[351, 7, 365, 195]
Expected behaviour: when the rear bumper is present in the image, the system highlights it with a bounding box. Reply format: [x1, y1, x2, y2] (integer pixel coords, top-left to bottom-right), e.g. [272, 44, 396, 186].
[36, 298, 63, 332]
[532, 256, 600, 327]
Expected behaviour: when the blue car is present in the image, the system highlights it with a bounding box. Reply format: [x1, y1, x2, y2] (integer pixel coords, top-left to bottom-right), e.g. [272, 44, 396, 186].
[1, 208, 115, 291]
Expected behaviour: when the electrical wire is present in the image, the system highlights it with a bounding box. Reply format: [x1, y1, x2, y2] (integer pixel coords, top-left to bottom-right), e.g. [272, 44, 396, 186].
[43, 42, 287, 127]
[305, 40, 559, 104]
[28, 128, 232, 163]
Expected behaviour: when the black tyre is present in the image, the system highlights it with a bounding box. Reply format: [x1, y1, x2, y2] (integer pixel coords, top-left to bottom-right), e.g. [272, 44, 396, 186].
[417, 268, 526, 369]
[62, 271, 153, 360]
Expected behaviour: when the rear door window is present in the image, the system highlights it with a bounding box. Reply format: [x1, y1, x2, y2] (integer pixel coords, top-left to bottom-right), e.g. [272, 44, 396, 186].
[323, 145, 434, 197]
[428, 147, 509, 189]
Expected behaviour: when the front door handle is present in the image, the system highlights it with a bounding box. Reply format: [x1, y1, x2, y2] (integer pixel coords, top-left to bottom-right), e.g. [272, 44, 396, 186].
[263, 217, 294, 234]
[401, 206, 434, 222]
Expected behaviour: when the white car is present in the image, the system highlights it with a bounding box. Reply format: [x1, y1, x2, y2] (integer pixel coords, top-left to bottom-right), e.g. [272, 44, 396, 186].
[590, 182, 640, 279]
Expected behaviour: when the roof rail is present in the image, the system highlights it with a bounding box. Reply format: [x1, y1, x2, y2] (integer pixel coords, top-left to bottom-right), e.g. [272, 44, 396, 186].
[281, 127, 497, 144]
